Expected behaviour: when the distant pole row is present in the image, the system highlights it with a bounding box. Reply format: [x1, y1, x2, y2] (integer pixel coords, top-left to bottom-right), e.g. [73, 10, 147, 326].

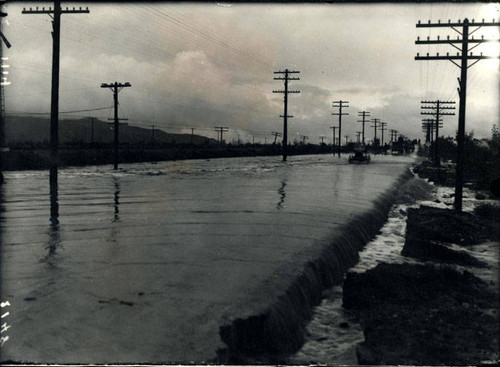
[415, 17, 499, 211]
[420, 100, 455, 167]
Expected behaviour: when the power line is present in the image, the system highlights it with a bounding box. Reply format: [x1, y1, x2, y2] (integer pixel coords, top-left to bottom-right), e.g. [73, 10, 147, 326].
[5, 106, 113, 115]
[415, 17, 500, 211]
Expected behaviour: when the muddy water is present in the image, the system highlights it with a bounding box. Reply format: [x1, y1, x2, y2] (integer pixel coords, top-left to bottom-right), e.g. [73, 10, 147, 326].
[0, 154, 414, 363]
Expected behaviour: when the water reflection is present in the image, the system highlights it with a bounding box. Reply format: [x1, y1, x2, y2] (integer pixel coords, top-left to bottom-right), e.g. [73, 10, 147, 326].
[47, 174, 60, 261]
[113, 178, 120, 222]
[276, 180, 287, 210]
[50, 167, 59, 225]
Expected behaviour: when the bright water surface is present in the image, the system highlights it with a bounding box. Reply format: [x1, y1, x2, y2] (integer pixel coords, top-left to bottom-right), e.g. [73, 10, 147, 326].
[0, 154, 414, 363]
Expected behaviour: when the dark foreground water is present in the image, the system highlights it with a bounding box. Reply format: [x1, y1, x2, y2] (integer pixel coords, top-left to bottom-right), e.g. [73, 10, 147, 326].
[0, 154, 414, 363]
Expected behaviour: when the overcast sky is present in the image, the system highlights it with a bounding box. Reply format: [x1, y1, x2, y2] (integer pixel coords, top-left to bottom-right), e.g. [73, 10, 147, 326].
[2, 1, 499, 144]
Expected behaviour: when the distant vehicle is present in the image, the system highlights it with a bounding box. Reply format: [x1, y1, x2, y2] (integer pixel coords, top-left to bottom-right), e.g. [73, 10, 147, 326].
[349, 145, 371, 164]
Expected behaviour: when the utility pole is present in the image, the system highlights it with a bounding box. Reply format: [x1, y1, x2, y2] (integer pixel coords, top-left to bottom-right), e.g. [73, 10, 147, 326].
[320, 135, 326, 144]
[332, 100, 349, 157]
[272, 131, 282, 144]
[23, 2, 89, 222]
[214, 126, 228, 144]
[190, 127, 195, 145]
[421, 100, 455, 166]
[300, 135, 308, 145]
[329, 126, 337, 155]
[416, 17, 500, 211]
[422, 119, 435, 143]
[379, 121, 387, 146]
[370, 118, 380, 146]
[273, 69, 300, 161]
[357, 111, 370, 145]
[101, 82, 131, 170]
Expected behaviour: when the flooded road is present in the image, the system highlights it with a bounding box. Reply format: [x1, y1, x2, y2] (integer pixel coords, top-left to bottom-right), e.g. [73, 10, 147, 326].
[0, 154, 414, 363]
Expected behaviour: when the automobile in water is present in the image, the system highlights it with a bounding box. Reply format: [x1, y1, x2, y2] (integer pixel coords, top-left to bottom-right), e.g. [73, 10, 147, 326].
[349, 145, 371, 164]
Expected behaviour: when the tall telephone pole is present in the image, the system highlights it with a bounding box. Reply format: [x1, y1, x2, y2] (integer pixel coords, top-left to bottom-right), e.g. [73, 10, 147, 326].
[379, 121, 387, 146]
[214, 126, 228, 144]
[101, 82, 131, 170]
[329, 126, 337, 155]
[357, 111, 370, 145]
[415, 17, 500, 211]
[273, 69, 300, 161]
[23, 2, 89, 222]
[421, 100, 455, 166]
[332, 100, 349, 157]
[370, 118, 380, 145]
[272, 131, 282, 144]
[422, 119, 435, 144]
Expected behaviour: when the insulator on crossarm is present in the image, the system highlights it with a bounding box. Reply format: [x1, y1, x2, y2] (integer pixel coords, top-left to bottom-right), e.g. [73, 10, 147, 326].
[417, 36, 420, 41]
[472, 18, 474, 23]
[427, 36, 430, 40]
[448, 19, 451, 23]
[482, 19, 485, 23]
[427, 53, 429, 56]
[428, 20, 431, 24]
[438, 19, 441, 23]
[437, 53, 439, 56]
[482, 35, 484, 39]
[417, 52, 420, 57]
[418, 20, 421, 24]
[447, 52, 449, 56]
[36, 6, 38, 10]
[447, 35, 450, 40]
[438, 35, 440, 40]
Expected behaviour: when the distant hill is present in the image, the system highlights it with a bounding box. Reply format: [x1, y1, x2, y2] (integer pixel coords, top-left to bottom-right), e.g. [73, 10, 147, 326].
[3, 115, 215, 146]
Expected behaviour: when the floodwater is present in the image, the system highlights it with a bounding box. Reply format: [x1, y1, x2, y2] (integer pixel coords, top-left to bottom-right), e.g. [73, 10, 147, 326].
[0, 154, 415, 363]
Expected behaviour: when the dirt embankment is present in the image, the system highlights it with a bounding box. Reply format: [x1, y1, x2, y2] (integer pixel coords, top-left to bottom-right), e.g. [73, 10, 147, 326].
[342, 161, 500, 365]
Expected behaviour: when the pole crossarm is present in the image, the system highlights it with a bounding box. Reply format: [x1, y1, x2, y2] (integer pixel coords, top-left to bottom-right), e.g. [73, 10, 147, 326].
[416, 19, 500, 28]
[415, 54, 498, 61]
[416, 38, 499, 45]
[22, 6, 89, 14]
